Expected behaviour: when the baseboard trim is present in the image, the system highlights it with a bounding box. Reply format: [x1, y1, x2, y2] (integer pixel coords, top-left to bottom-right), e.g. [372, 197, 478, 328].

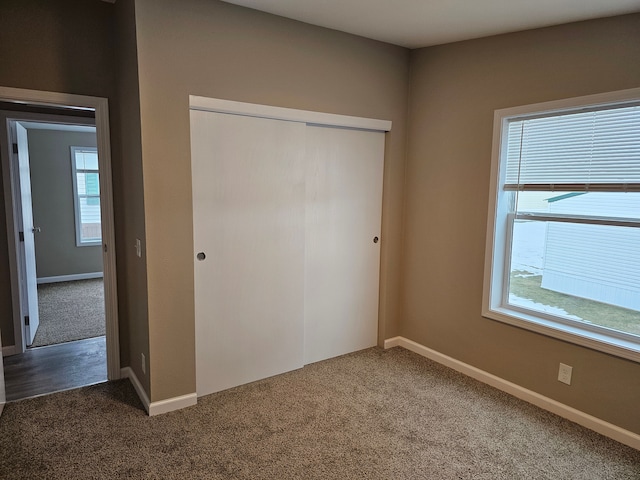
[384, 336, 640, 451]
[1, 345, 17, 357]
[37, 272, 104, 284]
[149, 393, 198, 416]
[120, 367, 197, 416]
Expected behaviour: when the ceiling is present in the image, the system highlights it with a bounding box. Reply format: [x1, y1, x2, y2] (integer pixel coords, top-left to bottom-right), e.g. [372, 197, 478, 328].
[221, 0, 640, 48]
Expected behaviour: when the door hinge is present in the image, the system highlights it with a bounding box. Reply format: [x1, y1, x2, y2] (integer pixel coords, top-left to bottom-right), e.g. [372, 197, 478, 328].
[19, 231, 24, 242]
[24, 315, 30, 326]
[13, 143, 18, 154]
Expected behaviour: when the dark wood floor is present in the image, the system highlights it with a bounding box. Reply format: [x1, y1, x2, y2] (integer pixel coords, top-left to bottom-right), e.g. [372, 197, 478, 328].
[3, 336, 107, 402]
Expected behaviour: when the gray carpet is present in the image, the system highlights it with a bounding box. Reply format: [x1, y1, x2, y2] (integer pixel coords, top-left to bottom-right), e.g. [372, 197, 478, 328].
[1, 347, 638, 479]
[32, 279, 105, 347]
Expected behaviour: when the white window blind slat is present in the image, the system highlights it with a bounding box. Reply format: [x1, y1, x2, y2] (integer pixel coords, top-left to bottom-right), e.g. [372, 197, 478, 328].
[504, 104, 640, 189]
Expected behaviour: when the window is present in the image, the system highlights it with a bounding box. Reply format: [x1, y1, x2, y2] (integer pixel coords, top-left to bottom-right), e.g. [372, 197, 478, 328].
[71, 146, 101, 246]
[483, 89, 640, 362]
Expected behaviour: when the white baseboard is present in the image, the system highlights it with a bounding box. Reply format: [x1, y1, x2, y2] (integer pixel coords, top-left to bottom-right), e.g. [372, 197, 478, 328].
[120, 367, 197, 416]
[1, 345, 18, 357]
[37, 272, 104, 284]
[384, 336, 640, 451]
[148, 392, 197, 416]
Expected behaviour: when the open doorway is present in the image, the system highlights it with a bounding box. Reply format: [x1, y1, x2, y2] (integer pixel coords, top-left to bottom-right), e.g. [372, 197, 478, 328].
[24, 123, 104, 350]
[0, 87, 119, 402]
[2, 115, 107, 400]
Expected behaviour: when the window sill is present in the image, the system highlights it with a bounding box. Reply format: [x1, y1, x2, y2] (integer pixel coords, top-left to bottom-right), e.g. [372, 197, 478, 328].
[482, 306, 640, 363]
[76, 241, 102, 248]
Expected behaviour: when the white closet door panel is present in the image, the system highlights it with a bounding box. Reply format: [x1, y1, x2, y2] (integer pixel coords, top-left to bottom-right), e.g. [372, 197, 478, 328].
[191, 110, 306, 397]
[304, 126, 385, 364]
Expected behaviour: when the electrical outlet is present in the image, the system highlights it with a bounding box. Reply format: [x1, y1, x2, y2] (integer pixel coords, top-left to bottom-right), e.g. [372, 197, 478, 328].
[135, 238, 142, 258]
[141, 353, 146, 375]
[558, 363, 572, 385]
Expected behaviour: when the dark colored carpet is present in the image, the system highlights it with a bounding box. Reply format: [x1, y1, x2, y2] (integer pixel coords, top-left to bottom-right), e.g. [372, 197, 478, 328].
[1, 347, 638, 479]
[32, 279, 105, 347]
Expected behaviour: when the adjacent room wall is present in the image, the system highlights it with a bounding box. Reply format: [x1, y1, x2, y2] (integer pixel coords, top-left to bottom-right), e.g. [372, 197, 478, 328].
[403, 14, 640, 434]
[28, 129, 103, 279]
[133, 0, 410, 402]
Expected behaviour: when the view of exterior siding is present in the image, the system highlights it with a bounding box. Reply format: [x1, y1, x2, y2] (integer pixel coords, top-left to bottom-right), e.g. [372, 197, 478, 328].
[541, 193, 640, 311]
[73, 147, 101, 243]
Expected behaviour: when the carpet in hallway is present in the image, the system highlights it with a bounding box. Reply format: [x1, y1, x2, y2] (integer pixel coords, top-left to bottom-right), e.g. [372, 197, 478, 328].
[31, 279, 105, 347]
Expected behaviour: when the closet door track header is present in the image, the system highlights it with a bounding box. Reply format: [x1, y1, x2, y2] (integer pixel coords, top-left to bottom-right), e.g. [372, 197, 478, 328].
[189, 96, 392, 133]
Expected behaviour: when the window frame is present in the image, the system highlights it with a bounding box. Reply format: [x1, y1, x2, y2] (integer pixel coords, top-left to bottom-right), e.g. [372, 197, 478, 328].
[70, 146, 102, 247]
[483, 88, 640, 363]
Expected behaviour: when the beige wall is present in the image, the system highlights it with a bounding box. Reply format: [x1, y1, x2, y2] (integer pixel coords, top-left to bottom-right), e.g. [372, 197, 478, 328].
[28, 129, 103, 278]
[403, 14, 640, 434]
[113, 0, 150, 393]
[0, 0, 114, 97]
[133, 0, 410, 402]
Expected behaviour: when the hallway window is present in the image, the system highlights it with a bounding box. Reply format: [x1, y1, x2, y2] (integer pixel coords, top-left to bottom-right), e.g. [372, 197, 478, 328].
[483, 89, 640, 362]
[71, 146, 101, 246]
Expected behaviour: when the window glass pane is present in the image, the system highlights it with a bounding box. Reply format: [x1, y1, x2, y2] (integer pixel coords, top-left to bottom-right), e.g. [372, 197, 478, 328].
[75, 150, 99, 170]
[78, 197, 102, 242]
[85, 172, 100, 195]
[508, 219, 640, 337]
[515, 191, 640, 219]
[513, 191, 550, 214]
[76, 172, 100, 196]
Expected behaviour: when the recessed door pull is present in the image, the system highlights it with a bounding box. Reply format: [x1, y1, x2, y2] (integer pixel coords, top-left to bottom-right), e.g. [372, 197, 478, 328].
[373, 236, 379, 243]
[197, 252, 206, 261]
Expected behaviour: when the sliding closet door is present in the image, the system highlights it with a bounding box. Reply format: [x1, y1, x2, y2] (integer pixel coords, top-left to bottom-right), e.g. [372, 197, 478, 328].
[191, 110, 306, 397]
[304, 126, 385, 364]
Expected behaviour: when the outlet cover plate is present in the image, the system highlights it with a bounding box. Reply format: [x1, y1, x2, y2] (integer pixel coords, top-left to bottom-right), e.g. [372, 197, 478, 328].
[558, 363, 572, 385]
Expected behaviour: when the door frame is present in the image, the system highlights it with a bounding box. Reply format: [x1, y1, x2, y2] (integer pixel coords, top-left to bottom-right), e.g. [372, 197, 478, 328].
[0, 86, 120, 381]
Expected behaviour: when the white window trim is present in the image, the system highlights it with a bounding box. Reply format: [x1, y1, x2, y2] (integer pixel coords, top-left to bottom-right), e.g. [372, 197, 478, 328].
[482, 87, 640, 363]
[70, 146, 101, 247]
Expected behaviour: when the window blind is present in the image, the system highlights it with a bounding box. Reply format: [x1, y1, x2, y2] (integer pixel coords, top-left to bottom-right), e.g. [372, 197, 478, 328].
[504, 104, 640, 191]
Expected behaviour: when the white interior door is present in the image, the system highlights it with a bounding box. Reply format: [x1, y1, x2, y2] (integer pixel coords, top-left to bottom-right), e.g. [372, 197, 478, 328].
[191, 110, 306, 397]
[304, 126, 385, 364]
[15, 123, 40, 346]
